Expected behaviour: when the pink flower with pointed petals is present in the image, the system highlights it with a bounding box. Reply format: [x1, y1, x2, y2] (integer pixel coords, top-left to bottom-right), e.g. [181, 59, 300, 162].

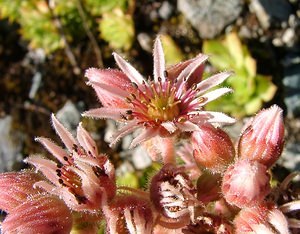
[84, 36, 235, 148]
[0, 171, 72, 234]
[24, 114, 116, 212]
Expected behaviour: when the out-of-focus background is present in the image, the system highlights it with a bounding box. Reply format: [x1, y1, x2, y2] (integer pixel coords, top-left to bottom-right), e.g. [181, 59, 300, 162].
[0, 0, 299, 180]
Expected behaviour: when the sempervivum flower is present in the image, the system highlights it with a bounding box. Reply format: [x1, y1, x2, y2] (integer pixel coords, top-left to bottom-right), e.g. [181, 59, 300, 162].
[221, 159, 271, 208]
[84, 36, 235, 148]
[103, 194, 154, 234]
[238, 105, 285, 169]
[149, 164, 199, 228]
[0, 171, 72, 234]
[24, 114, 116, 212]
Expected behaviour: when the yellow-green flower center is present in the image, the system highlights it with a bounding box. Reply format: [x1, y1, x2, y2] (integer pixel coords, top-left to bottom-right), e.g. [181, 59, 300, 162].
[147, 94, 180, 122]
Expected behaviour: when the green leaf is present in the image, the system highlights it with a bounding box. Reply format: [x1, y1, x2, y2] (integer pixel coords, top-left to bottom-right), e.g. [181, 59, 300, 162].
[99, 8, 134, 50]
[203, 32, 277, 118]
[116, 171, 139, 188]
[0, 0, 24, 22]
[84, 0, 129, 16]
[255, 74, 277, 101]
[160, 34, 184, 65]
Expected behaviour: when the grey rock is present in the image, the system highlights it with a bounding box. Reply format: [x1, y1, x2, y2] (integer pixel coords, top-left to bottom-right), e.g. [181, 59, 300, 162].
[0, 116, 24, 172]
[250, 0, 292, 29]
[132, 146, 152, 170]
[29, 71, 42, 99]
[158, 1, 174, 20]
[283, 53, 300, 118]
[137, 33, 153, 53]
[56, 100, 81, 135]
[178, 0, 243, 38]
[279, 142, 300, 171]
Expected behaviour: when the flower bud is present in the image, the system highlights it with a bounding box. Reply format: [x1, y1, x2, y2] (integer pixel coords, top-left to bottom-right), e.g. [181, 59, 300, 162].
[0, 171, 42, 213]
[103, 194, 153, 234]
[221, 159, 271, 208]
[234, 204, 290, 234]
[238, 105, 284, 168]
[192, 124, 235, 173]
[2, 193, 72, 234]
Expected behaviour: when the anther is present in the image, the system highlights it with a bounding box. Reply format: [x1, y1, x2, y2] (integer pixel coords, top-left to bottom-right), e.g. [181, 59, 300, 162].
[129, 93, 136, 100]
[63, 156, 69, 161]
[178, 117, 186, 123]
[58, 178, 65, 185]
[125, 97, 132, 103]
[198, 97, 207, 103]
[191, 83, 197, 90]
[126, 110, 133, 115]
[131, 82, 138, 89]
[158, 77, 162, 82]
[164, 70, 168, 78]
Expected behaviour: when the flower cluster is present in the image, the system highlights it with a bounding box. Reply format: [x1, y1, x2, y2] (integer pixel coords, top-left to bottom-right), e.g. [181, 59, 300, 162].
[1, 36, 300, 234]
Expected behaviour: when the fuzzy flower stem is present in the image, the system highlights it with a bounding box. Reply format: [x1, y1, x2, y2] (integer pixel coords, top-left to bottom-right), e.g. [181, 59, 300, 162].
[161, 137, 176, 164]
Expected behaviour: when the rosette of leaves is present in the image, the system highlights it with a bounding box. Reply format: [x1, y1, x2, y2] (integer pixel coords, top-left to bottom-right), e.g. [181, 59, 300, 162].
[203, 32, 277, 118]
[0, 0, 135, 53]
[0, 0, 85, 54]
[98, 8, 134, 50]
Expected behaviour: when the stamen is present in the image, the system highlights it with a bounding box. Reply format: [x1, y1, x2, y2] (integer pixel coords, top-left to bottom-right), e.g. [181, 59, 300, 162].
[198, 97, 207, 103]
[131, 82, 138, 89]
[178, 117, 186, 123]
[164, 70, 168, 78]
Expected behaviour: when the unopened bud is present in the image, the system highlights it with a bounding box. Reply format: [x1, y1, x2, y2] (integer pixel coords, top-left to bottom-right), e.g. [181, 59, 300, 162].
[192, 124, 235, 173]
[234, 203, 290, 234]
[238, 105, 284, 168]
[221, 159, 271, 208]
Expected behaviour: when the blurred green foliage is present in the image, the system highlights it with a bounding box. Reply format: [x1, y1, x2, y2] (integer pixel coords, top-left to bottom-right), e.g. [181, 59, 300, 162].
[99, 9, 134, 50]
[0, 0, 135, 53]
[160, 34, 184, 65]
[203, 32, 277, 118]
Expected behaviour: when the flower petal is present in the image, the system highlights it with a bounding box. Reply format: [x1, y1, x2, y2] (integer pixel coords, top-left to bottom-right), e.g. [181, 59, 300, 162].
[89, 80, 128, 99]
[190, 111, 236, 125]
[161, 121, 177, 133]
[35, 137, 67, 164]
[176, 120, 200, 132]
[199, 87, 233, 105]
[130, 128, 158, 148]
[196, 71, 233, 95]
[113, 52, 145, 85]
[153, 36, 166, 82]
[109, 121, 140, 147]
[82, 107, 128, 120]
[24, 156, 60, 186]
[77, 123, 98, 156]
[51, 114, 77, 151]
[176, 54, 208, 97]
